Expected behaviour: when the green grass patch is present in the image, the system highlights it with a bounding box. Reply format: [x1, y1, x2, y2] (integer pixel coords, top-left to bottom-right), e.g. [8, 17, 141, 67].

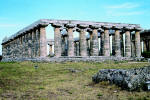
[0, 61, 149, 99]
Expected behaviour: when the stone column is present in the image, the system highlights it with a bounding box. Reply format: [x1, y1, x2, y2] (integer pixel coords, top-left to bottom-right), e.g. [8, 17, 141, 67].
[25, 33, 29, 58]
[28, 32, 32, 58]
[125, 27, 132, 57]
[131, 40, 135, 57]
[61, 35, 66, 56]
[39, 26, 47, 57]
[120, 33, 124, 57]
[52, 23, 62, 57]
[87, 28, 92, 56]
[19, 36, 22, 58]
[76, 42, 80, 56]
[66, 24, 75, 57]
[49, 44, 53, 56]
[143, 40, 147, 52]
[86, 39, 90, 56]
[77, 24, 88, 56]
[22, 35, 25, 58]
[74, 42, 77, 56]
[111, 34, 115, 56]
[31, 30, 35, 58]
[100, 31, 104, 56]
[114, 27, 122, 57]
[35, 28, 40, 57]
[90, 25, 99, 56]
[135, 28, 141, 57]
[103, 26, 111, 56]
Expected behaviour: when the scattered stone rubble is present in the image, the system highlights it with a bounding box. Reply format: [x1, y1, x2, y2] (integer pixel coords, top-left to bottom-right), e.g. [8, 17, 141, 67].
[92, 66, 150, 91]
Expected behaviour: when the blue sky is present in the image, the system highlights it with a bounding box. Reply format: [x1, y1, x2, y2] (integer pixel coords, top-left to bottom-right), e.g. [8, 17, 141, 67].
[0, 0, 150, 55]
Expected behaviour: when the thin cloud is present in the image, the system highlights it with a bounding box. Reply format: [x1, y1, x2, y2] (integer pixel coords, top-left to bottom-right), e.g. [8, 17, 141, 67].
[106, 2, 140, 9]
[106, 10, 145, 17]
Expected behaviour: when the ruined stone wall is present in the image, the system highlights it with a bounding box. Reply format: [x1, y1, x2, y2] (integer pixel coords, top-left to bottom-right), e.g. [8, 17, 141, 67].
[92, 66, 150, 91]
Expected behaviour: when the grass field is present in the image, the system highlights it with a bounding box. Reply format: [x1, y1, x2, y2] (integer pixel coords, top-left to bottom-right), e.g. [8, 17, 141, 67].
[0, 61, 150, 100]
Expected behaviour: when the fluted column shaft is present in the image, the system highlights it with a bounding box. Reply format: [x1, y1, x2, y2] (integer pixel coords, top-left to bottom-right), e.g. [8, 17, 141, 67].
[39, 27, 47, 57]
[135, 31, 141, 57]
[31, 31, 35, 58]
[54, 26, 61, 57]
[49, 44, 53, 56]
[22, 35, 25, 58]
[67, 28, 74, 57]
[100, 32, 104, 56]
[35, 29, 40, 57]
[76, 42, 80, 56]
[28, 32, 32, 58]
[91, 29, 99, 56]
[114, 30, 121, 57]
[61, 36, 66, 56]
[125, 30, 131, 57]
[104, 29, 110, 56]
[79, 29, 87, 56]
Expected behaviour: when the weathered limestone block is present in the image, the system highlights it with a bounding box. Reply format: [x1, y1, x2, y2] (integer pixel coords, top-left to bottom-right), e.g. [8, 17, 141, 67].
[135, 30, 141, 57]
[39, 26, 47, 57]
[125, 30, 131, 57]
[114, 29, 121, 57]
[92, 66, 150, 91]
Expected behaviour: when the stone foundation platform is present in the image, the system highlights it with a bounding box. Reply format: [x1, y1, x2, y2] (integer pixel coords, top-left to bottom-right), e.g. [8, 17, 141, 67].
[1, 56, 143, 62]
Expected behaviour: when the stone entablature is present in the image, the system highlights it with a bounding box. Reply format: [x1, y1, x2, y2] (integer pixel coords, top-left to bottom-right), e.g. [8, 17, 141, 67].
[2, 19, 143, 60]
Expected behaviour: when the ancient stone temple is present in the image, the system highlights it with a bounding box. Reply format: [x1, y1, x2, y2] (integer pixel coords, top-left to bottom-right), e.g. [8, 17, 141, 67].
[1, 19, 142, 61]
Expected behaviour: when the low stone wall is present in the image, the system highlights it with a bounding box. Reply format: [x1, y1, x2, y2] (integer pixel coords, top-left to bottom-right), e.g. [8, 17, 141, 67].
[1, 56, 135, 62]
[92, 66, 150, 91]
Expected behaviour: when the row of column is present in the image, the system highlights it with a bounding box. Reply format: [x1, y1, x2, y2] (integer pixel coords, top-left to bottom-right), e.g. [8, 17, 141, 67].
[2, 26, 47, 59]
[53, 24, 141, 58]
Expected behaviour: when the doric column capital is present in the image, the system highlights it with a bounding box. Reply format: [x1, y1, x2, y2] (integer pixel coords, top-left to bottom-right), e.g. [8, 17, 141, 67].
[87, 28, 92, 33]
[102, 25, 112, 30]
[52, 23, 62, 28]
[124, 26, 134, 31]
[134, 27, 143, 31]
[113, 26, 123, 30]
[77, 24, 88, 29]
[98, 28, 104, 32]
[89, 24, 100, 29]
[66, 24, 76, 28]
